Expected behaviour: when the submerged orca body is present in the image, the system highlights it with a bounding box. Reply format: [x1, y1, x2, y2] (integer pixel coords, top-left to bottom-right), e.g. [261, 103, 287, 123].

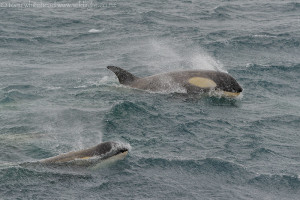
[38, 142, 129, 169]
[107, 66, 243, 97]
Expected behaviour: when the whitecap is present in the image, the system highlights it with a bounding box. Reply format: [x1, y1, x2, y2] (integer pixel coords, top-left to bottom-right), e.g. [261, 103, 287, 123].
[88, 28, 103, 33]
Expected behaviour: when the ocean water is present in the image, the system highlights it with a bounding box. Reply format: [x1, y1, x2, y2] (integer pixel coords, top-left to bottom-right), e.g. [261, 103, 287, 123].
[0, 0, 300, 199]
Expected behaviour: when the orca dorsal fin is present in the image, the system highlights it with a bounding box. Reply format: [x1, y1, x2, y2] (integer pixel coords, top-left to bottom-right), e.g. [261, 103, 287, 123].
[107, 66, 139, 85]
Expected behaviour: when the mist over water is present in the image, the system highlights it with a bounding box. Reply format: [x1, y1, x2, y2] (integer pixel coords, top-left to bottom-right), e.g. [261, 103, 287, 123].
[112, 38, 226, 75]
[1, 0, 300, 199]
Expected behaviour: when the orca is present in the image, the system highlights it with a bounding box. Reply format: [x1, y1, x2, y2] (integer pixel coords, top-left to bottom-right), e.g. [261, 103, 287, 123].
[107, 66, 243, 97]
[38, 141, 129, 169]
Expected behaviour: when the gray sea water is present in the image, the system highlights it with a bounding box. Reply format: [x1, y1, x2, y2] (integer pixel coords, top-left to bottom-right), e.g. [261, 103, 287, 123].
[0, 0, 300, 199]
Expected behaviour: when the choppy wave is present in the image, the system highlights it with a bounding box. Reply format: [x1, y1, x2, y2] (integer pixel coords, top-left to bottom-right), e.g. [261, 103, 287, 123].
[0, 84, 43, 104]
[249, 174, 300, 192]
[136, 156, 300, 196]
[1, 0, 300, 199]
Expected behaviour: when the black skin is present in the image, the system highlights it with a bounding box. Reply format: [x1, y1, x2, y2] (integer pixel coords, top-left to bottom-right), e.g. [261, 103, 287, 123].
[107, 66, 243, 93]
[40, 142, 128, 164]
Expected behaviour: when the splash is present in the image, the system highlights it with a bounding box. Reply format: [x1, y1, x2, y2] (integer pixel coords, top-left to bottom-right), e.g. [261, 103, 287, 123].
[113, 141, 132, 152]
